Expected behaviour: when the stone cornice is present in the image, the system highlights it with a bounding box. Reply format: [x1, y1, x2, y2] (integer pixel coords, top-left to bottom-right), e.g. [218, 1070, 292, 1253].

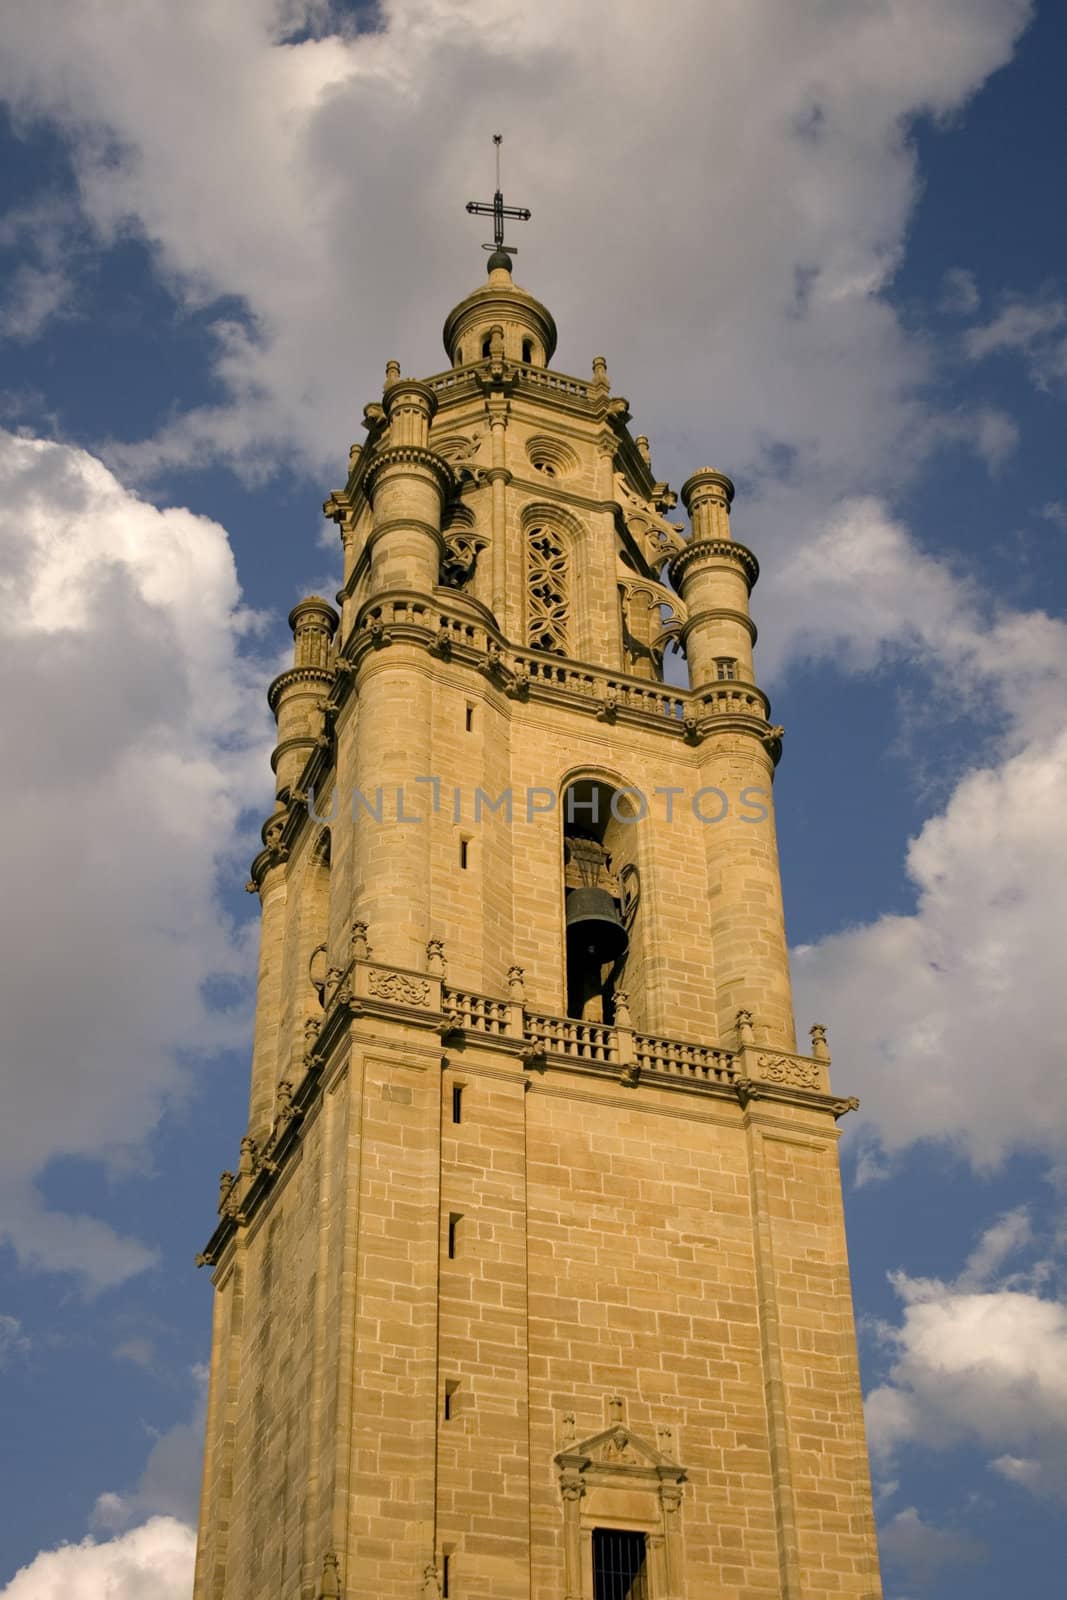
[362, 445, 456, 503]
[267, 664, 333, 714]
[198, 969, 853, 1270]
[668, 537, 760, 591]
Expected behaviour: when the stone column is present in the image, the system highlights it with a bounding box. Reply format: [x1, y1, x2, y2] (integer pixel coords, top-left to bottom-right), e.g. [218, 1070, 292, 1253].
[695, 730, 796, 1051]
[364, 378, 451, 597]
[487, 396, 509, 625]
[672, 470, 757, 687]
[269, 597, 338, 799]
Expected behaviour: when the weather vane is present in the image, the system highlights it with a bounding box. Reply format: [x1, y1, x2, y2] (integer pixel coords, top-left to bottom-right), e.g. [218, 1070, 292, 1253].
[465, 134, 531, 257]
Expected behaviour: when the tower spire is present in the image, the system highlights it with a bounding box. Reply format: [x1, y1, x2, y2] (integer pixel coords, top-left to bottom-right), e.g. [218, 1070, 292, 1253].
[465, 133, 531, 272]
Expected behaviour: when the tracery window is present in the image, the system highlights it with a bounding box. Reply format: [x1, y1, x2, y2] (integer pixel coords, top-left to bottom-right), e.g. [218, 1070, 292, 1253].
[527, 525, 569, 654]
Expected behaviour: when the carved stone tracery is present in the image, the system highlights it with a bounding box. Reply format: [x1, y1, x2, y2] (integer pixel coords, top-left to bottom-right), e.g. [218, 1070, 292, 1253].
[527, 525, 569, 654]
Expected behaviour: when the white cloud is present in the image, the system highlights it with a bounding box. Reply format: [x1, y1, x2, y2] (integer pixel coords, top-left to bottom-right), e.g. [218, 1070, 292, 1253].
[114, 1339, 155, 1369]
[1039, 499, 1067, 531]
[0, 3, 1054, 1207]
[92, 1365, 208, 1533]
[0, 195, 84, 341]
[0, 0, 1033, 493]
[0, 1518, 195, 1600]
[964, 291, 1067, 389]
[0, 429, 270, 1288]
[878, 1506, 983, 1586]
[0, 1313, 30, 1367]
[940, 266, 980, 315]
[865, 1213, 1067, 1500]
[775, 497, 1067, 1165]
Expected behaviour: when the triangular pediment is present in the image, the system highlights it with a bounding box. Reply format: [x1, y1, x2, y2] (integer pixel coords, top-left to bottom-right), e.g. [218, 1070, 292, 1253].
[555, 1424, 685, 1483]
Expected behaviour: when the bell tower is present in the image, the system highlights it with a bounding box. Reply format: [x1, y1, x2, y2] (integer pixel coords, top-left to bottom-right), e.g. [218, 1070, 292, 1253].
[193, 226, 883, 1599]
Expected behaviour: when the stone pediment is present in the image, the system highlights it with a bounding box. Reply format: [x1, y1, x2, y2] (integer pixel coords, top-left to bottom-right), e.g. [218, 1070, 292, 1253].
[555, 1424, 686, 1487]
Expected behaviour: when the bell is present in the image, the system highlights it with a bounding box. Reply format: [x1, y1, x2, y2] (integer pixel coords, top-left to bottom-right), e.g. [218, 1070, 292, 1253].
[565, 886, 629, 967]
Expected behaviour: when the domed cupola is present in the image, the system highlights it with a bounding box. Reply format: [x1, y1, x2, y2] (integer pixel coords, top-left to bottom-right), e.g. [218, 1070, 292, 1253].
[442, 253, 558, 370]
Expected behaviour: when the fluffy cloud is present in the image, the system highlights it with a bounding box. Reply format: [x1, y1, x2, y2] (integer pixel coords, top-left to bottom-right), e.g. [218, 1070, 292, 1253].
[0, 3, 1054, 1213]
[0, 1518, 195, 1600]
[782, 498, 1067, 1164]
[878, 1506, 983, 1587]
[965, 291, 1067, 389]
[92, 1365, 208, 1533]
[0, 429, 269, 1287]
[0, 1314, 30, 1367]
[0, 0, 1032, 494]
[940, 266, 981, 316]
[866, 1212, 1067, 1500]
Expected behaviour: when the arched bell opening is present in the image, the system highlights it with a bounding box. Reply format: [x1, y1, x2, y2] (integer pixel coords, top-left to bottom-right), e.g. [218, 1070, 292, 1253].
[562, 780, 641, 1025]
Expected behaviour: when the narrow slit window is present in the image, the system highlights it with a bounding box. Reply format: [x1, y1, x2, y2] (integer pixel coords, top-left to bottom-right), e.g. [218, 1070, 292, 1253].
[592, 1529, 648, 1600]
[465, 703, 475, 732]
[459, 837, 470, 869]
[447, 1212, 461, 1259]
[522, 337, 533, 363]
[451, 1083, 463, 1124]
[444, 1380, 459, 1420]
[441, 1552, 451, 1597]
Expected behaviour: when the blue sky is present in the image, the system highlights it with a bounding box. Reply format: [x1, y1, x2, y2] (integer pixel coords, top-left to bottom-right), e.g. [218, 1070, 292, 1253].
[1, 3, 1066, 1597]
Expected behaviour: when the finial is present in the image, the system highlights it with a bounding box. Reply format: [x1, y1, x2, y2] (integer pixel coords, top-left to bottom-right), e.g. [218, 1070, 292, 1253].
[466, 134, 531, 269]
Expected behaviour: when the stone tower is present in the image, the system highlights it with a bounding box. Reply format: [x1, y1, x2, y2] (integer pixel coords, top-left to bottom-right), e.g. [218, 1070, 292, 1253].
[194, 249, 883, 1600]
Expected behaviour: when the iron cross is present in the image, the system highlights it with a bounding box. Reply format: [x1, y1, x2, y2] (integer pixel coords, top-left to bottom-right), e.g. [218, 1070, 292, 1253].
[465, 134, 531, 255]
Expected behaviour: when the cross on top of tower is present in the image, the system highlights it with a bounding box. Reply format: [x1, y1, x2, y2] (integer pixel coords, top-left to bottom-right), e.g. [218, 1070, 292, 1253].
[465, 134, 531, 271]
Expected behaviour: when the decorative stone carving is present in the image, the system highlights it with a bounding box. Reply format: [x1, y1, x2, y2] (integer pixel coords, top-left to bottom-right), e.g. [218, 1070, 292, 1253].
[420, 1563, 442, 1600]
[367, 970, 432, 1007]
[810, 1022, 830, 1060]
[559, 1467, 585, 1503]
[308, 943, 328, 1004]
[440, 531, 487, 589]
[555, 1414, 686, 1600]
[274, 1080, 293, 1125]
[736, 1008, 755, 1045]
[426, 938, 446, 977]
[755, 1053, 821, 1090]
[319, 1550, 340, 1599]
[507, 965, 526, 1000]
[351, 921, 370, 960]
[521, 1044, 547, 1073]
[527, 524, 569, 654]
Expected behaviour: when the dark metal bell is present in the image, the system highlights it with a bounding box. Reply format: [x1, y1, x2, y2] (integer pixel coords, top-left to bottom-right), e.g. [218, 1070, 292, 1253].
[565, 886, 629, 966]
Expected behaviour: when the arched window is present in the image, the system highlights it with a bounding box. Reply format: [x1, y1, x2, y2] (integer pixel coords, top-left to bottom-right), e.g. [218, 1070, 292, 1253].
[527, 526, 569, 655]
[522, 337, 534, 363]
[561, 780, 640, 1024]
[481, 335, 492, 359]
